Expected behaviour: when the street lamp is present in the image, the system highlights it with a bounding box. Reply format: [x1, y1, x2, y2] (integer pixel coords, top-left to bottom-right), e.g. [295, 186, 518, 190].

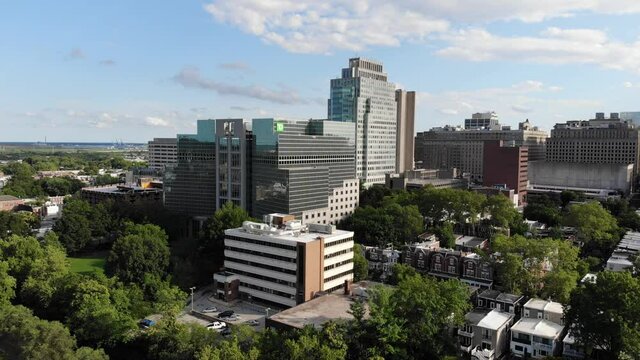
[189, 286, 196, 312]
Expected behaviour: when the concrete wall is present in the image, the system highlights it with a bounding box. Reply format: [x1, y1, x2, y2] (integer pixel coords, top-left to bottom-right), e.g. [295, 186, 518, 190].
[529, 161, 633, 193]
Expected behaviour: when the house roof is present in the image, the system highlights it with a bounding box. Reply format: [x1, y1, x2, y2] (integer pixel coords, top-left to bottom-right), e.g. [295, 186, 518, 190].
[465, 309, 491, 326]
[524, 298, 563, 314]
[512, 318, 564, 338]
[477, 309, 514, 331]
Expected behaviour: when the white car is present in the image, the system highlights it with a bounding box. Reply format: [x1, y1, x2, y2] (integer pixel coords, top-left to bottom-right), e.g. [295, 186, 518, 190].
[245, 319, 260, 326]
[206, 321, 227, 330]
[202, 306, 218, 313]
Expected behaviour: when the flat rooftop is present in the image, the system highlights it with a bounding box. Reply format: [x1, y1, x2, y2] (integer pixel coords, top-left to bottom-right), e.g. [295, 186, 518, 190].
[267, 293, 356, 329]
[82, 185, 162, 194]
[477, 309, 514, 331]
[226, 224, 353, 244]
[524, 298, 563, 314]
[512, 318, 564, 338]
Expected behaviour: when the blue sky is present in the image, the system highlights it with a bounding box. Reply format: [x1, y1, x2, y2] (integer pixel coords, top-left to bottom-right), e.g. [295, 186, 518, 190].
[2, 0, 640, 142]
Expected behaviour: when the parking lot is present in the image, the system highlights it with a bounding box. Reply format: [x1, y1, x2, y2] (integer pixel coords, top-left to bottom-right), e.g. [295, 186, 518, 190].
[177, 286, 277, 331]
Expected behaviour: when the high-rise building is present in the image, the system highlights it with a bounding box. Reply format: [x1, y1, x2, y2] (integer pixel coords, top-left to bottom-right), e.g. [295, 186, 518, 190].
[252, 118, 358, 224]
[546, 112, 640, 174]
[213, 214, 354, 308]
[482, 141, 528, 205]
[396, 90, 415, 173]
[147, 138, 177, 171]
[620, 111, 640, 127]
[328, 58, 398, 186]
[215, 119, 252, 213]
[414, 117, 547, 182]
[163, 120, 216, 218]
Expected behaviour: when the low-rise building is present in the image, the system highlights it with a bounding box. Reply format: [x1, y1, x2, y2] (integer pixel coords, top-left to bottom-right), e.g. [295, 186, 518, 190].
[455, 235, 489, 252]
[606, 231, 640, 272]
[476, 289, 525, 316]
[562, 332, 586, 359]
[214, 214, 354, 308]
[459, 309, 515, 360]
[510, 318, 564, 359]
[363, 245, 401, 280]
[0, 195, 25, 212]
[523, 298, 564, 325]
[79, 181, 163, 205]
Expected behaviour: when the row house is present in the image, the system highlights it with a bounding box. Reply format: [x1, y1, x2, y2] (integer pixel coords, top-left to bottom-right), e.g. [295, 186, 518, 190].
[459, 309, 515, 360]
[363, 246, 401, 280]
[510, 299, 565, 359]
[403, 245, 494, 289]
[477, 289, 525, 317]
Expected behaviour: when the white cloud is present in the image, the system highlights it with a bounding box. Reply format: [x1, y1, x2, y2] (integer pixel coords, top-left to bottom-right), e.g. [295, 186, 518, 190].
[203, 1, 640, 54]
[203, 1, 449, 54]
[67, 48, 85, 60]
[437, 27, 640, 73]
[145, 116, 171, 127]
[173, 66, 309, 104]
[219, 61, 252, 72]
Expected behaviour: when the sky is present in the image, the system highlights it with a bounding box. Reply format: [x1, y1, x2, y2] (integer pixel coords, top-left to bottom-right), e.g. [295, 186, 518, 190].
[2, 1, 640, 142]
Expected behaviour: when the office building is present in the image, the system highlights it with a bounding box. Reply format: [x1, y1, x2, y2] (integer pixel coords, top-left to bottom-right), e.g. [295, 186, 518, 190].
[465, 111, 500, 130]
[164, 120, 217, 218]
[415, 117, 547, 182]
[546, 112, 640, 174]
[80, 180, 163, 206]
[483, 140, 529, 205]
[252, 118, 358, 223]
[328, 58, 398, 186]
[213, 214, 354, 308]
[148, 138, 177, 171]
[215, 119, 252, 212]
[396, 89, 416, 173]
[620, 111, 640, 126]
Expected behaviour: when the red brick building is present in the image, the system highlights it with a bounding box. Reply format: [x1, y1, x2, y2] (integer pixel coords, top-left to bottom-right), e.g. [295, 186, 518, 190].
[482, 141, 528, 206]
[0, 195, 25, 212]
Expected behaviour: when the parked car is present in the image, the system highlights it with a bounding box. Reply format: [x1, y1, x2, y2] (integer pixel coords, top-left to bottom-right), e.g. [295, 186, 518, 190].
[202, 306, 218, 313]
[220, 327, 232, 336]
[139, 319, 156, 329]
[223, 314, 241, 321]
[206, 321, 227, 331]
[218, 310, 234, 318]
[245, 319, 260, 326]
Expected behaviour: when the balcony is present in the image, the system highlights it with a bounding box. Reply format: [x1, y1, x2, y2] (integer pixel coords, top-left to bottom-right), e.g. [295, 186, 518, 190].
[534, 342, 553, 352]
[512, 337, 531, 345]
[458, 329, 474, 337]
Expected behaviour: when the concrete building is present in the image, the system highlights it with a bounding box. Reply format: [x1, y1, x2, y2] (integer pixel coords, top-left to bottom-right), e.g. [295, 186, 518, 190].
[528, 161, 633, 198]
[415, 118, 547, 182]
[328, 58, 398, 186]
[385, 169, 468, 191]
[510, 318, 565, 359]
[523, 298, 564, 325]
[395, 89, 415, 173]
[147, 138, 177, 171]
[483, 140, 528, 205]
[465, 112, 500, 130]
[214, 214, 354, 308]
[0, 195, 25, 212]
[546, 112, 640, 174]
[459, 309, 515, 360]
[252, 118, 358, 223]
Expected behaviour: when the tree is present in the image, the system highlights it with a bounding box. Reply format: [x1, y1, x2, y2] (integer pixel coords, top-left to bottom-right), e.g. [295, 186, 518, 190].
[565, 271, 640, 358]
[0, 261, 16, 306]
[433, 222, 455, 248]
[0, 211, 33, 239]
[359, 185, 392, 208]
[564, 201, 620, 255]
[344, 203, 423, 247]
[106, 223, 170, 284]
[0, 304, 107, 360]
[523, 202, 561, 227]
[352, 244, 368, 282]
[54, 212, 92, 254]
[202, 201, 254, 252]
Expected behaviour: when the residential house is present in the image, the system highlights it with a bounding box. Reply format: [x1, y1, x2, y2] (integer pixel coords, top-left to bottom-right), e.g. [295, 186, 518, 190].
[455, 235, 489, 252]
[459, 309, 514, 360]
[510, 318, 564, 359]
[523, 299, 564, 325]
[562, 332, 586, 359]
[363, 246, 401, 280]
[476, 289, 525, 317]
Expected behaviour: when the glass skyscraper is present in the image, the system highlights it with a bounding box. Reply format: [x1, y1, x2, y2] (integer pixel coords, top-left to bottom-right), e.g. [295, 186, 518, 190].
[328, 58, 398, 186]
[251, 118, 356, 219]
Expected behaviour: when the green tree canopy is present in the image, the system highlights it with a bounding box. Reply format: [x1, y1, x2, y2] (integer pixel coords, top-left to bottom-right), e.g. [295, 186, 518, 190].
[565, 271, 640, 358]
[106, 223, 170, 284]
[564, 201, 620, 254]
[352, 244, 368, 282]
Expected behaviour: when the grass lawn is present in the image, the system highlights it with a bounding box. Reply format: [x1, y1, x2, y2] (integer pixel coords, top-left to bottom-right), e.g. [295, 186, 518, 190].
[69, 251, 108, 275]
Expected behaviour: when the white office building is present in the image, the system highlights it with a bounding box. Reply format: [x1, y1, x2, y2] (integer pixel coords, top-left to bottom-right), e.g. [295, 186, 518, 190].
[215, 214, 354, 308]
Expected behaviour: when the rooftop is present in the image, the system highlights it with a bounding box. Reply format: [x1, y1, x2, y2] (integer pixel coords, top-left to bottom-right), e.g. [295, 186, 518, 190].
[478, 289, 522, 304]
[477, 309, 514, 331]
[0, 195, 19, 201]
[455, 235, 487, 248]
[465, 309, 491, 326]
[226, 218, 354, 244]
[267, 293, 357, 330]
[524, 298, 563, 314]
[512, 318, 564, 338]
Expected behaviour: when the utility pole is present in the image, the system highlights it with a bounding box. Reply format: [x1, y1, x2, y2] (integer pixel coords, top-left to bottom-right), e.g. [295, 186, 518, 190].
[189, 286, 196, 312]
[265, 307, 271, 319]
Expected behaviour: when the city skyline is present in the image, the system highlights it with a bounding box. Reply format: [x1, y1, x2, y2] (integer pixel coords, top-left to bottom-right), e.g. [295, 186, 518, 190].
[3, 1, 640, 141]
